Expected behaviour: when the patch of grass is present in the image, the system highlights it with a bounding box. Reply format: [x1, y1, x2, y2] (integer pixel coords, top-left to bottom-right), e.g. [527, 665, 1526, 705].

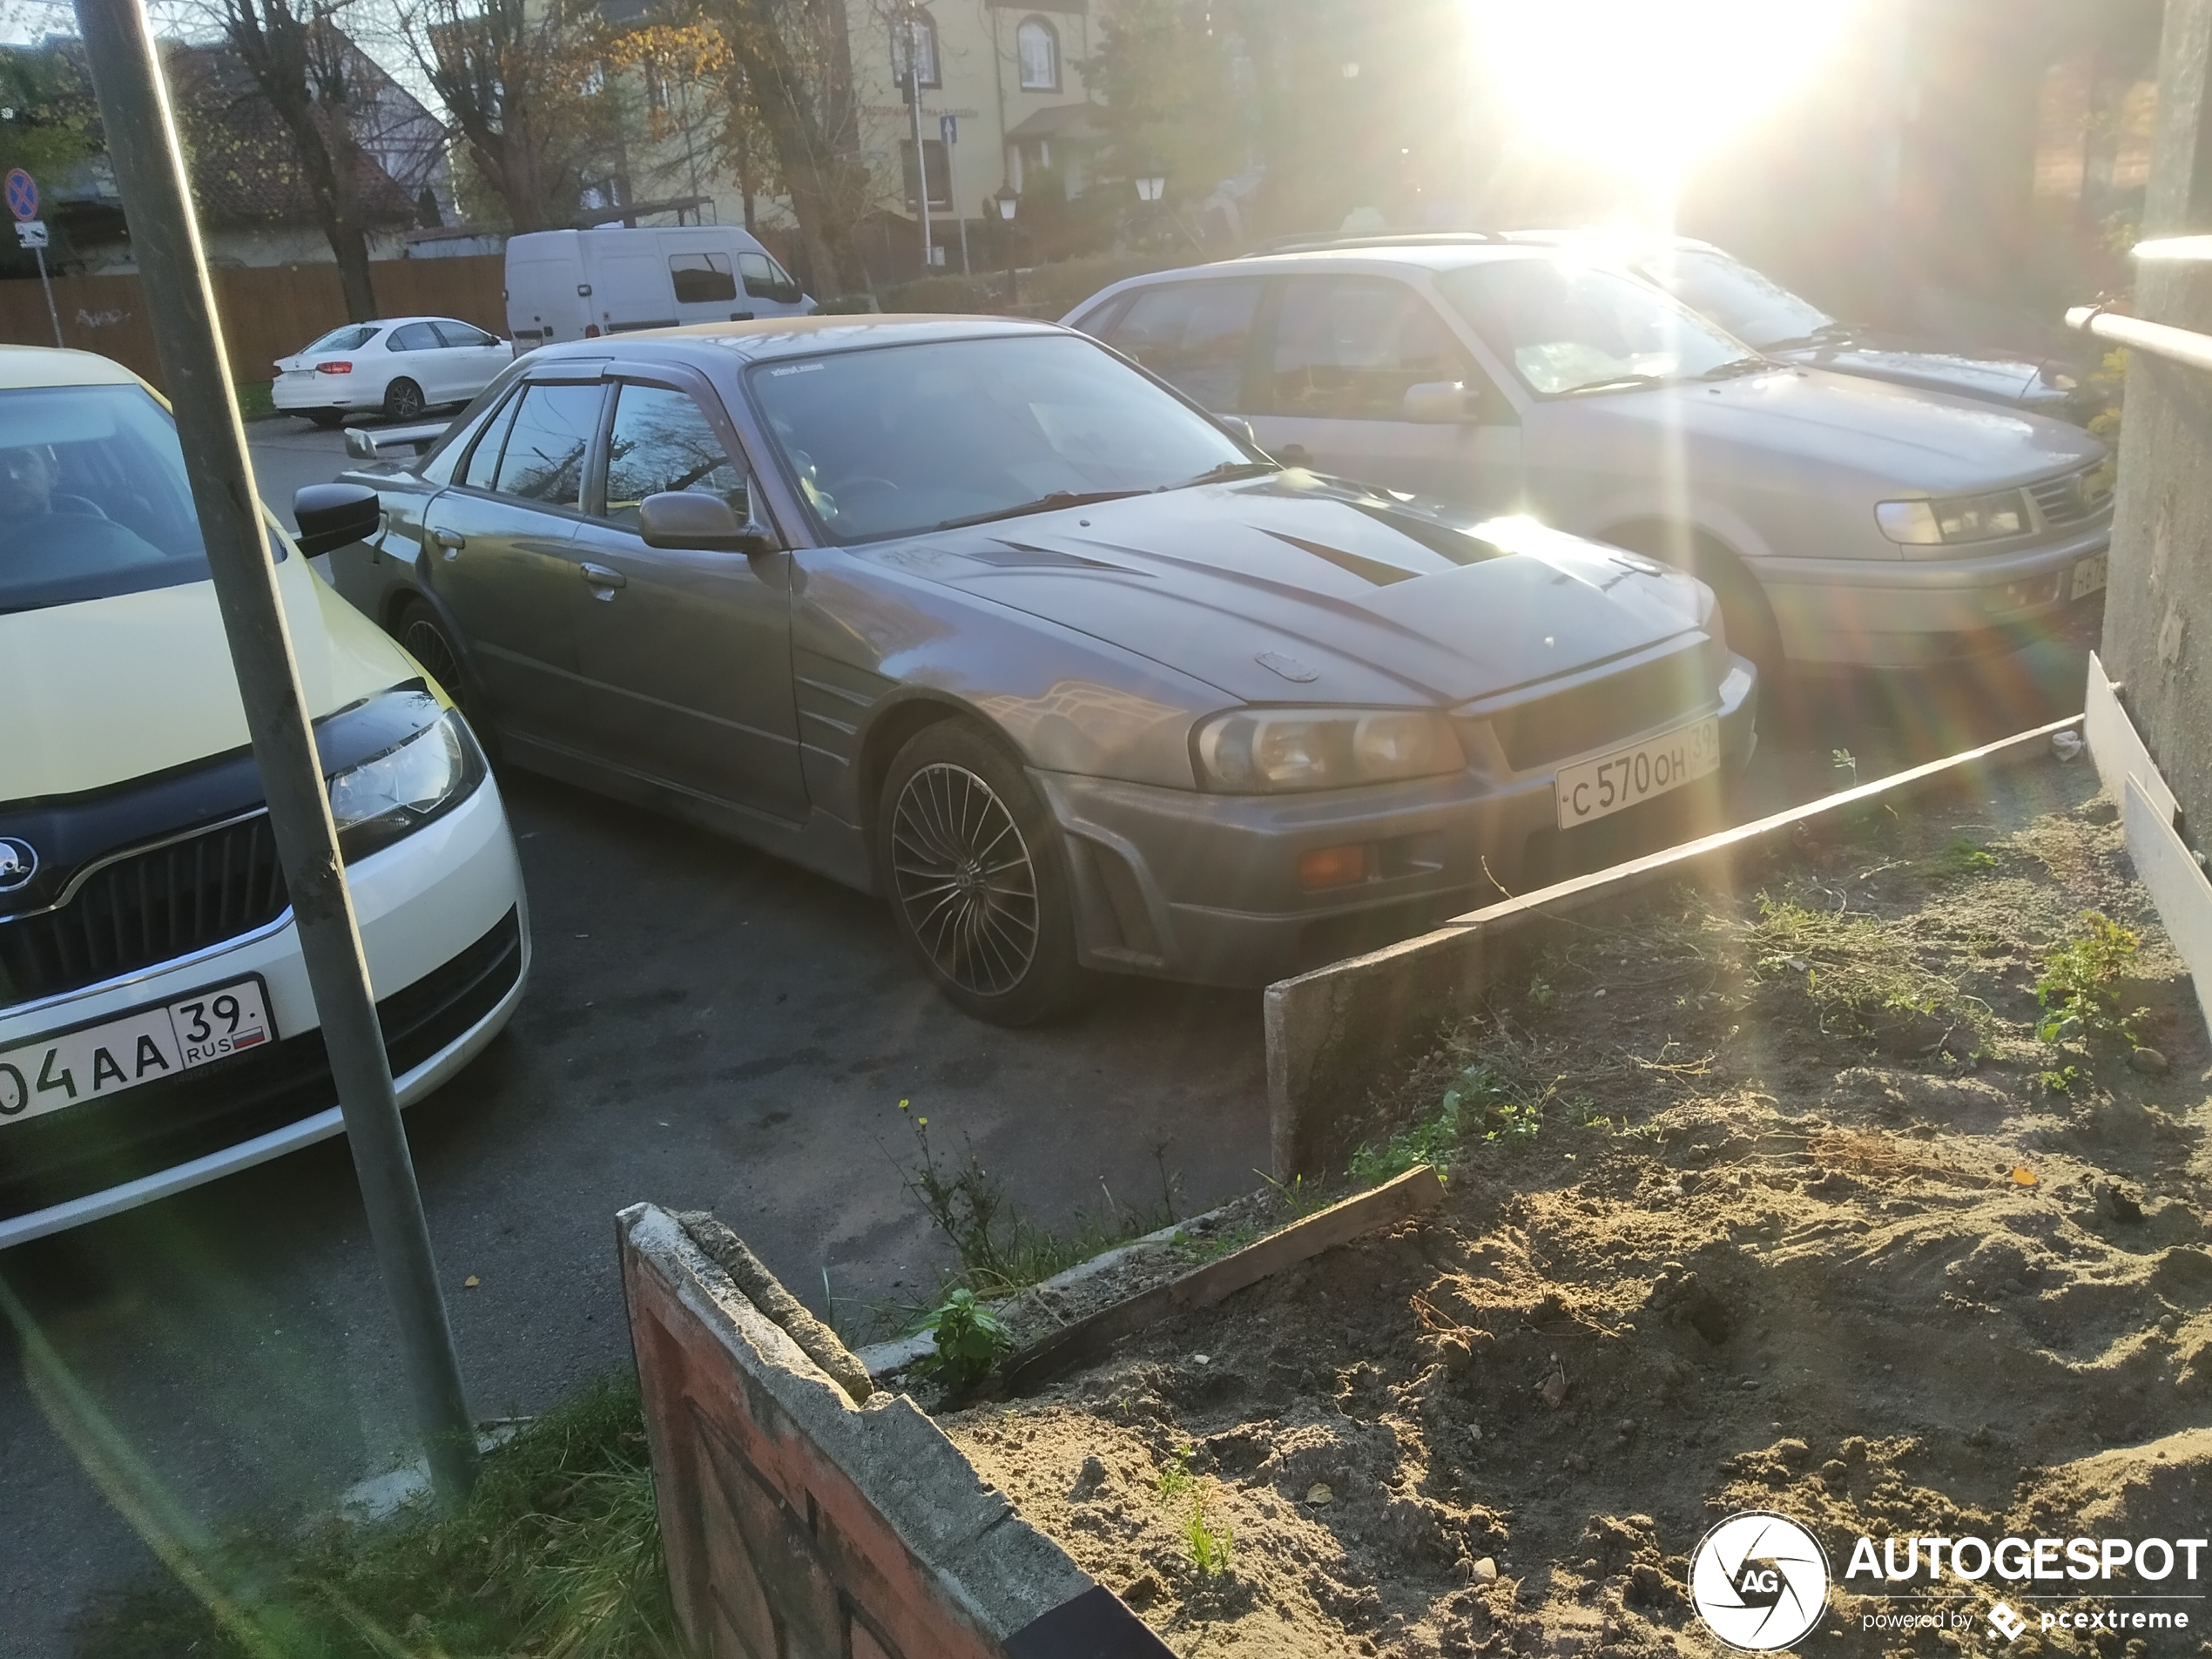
[233, 379, 278, 420]
[1349, 1062, 1545, 1184]
[1751, 890, 1973, 1038]
[2036, 909, 2143, 1045]
[1183, 1484, 1233, 1578]
[1924, 836, 1998, 879]
[77, 1379, 675, 1659]
[1154, 1440, 1196, 1503]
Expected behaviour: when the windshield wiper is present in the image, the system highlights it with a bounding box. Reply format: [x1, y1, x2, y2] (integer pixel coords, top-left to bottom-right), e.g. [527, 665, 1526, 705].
[1696, 356, 1781, 380]
[1761, 321, 1857, 352]
[1555, 372, 1668, 396]
[927, 489, 1146, 532]
[1169, 460, 1281, 489]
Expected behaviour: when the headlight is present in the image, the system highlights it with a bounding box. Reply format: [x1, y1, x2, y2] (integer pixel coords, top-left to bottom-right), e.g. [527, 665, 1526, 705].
[1875, 488, 2030, 545]
[1193, 708, 1465, 792]
[327, 710, 483, 861]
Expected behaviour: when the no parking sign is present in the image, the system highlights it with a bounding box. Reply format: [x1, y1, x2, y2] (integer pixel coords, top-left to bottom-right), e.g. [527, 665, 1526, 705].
[5, 168, 38, 222]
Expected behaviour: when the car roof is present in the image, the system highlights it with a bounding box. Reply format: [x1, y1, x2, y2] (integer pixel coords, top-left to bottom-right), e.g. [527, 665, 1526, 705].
[0, 344, 145, 390]
[528, 314, 1069, 365]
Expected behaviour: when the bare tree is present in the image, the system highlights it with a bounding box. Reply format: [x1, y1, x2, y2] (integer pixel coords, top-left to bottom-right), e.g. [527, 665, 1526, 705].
[210, 0, 382, 318]
[401, 0, 628, 233]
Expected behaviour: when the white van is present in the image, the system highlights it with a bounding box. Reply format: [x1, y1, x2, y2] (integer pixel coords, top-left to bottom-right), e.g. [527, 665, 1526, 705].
[505, 226, 814, 347]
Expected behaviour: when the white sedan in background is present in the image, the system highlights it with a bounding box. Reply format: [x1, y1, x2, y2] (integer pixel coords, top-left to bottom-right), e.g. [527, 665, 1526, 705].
[273, 315, 511, 426]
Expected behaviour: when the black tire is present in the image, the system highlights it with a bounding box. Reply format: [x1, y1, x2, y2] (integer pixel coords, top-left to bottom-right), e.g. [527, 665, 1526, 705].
[307, 410, 345, 428]
[392, 597, 490, 750]
[875, 721, 1088, 1025]
[1605, 523, 1785, 685]
[384, 378, 426, 420]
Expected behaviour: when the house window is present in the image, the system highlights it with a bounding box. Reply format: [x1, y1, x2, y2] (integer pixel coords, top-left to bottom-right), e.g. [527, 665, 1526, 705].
[1016, 17, 1058, 91]
[900, 138, 952, 211]
[894, 10, 940, 90]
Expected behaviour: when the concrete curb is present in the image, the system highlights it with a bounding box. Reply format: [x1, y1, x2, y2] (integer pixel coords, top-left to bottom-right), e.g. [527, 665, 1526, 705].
[1264, 715, 2082, 1177]
[620, 1202, 1173, 1657]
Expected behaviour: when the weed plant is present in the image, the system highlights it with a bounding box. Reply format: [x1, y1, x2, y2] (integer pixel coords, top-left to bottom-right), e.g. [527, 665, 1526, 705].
[78, 1379, 675, 1659]
[914, 1288, 1012, 1392]
[2036, 909, 2144, 1046]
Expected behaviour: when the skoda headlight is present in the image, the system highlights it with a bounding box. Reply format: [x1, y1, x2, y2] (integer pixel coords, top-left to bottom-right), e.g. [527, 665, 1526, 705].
[327, 710, 483, 861]
[1194, 708, 1464, 792]
[1875, 488, 2030, 546]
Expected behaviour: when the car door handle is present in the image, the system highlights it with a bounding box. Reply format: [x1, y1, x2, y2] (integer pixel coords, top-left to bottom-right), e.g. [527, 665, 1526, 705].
[429, 529, 465, 554]
[578, 561, 627, 590]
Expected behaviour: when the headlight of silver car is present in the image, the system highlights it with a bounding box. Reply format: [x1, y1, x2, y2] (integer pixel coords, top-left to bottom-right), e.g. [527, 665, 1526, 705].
[1874, 489, 2031, 546]
[1194, 708, 1466, 792]
[327, 710, 483, 861]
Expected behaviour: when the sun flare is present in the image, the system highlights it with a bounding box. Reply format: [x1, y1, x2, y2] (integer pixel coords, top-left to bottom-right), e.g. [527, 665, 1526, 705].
[1472, 0, 1865, 180]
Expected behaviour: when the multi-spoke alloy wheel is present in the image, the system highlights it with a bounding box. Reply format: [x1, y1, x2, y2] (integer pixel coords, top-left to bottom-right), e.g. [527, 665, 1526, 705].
[876, 722, 1085, 1024]
[890, 761, 1039, 997]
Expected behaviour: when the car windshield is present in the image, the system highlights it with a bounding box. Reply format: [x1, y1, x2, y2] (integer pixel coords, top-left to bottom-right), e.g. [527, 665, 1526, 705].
[1435, 259, 1757, 395]
[746, 333, 1257, 543]
[307, 324, 381, 353]
[1640, 247, 1835, 350]
[0, 382, 261, 615]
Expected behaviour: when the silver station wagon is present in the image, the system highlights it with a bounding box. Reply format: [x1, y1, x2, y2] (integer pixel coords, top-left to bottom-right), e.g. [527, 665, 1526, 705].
[328, 319, 1755, 1020]
[1067, 242, 2113, 675]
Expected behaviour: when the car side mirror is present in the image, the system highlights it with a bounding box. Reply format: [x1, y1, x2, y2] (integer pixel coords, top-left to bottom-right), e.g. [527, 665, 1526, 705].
[293, 482, 382, 556]
[343, 427, 380, 462]
[637, 490, 776, 555]
[1215, 414, 1260, 447]
[1401, 381, 1482, 424]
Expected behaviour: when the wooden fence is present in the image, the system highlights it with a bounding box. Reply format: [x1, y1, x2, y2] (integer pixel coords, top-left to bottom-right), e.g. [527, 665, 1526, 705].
[0, 255, 507, 391]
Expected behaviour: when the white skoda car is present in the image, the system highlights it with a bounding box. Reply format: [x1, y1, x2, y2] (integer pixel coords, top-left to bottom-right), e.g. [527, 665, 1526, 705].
[0, 346, 529, 1247]
[273, 314, 512, 425]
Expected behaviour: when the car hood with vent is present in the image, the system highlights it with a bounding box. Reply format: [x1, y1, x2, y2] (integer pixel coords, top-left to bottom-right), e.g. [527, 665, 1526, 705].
[868, 475, 1716, 709]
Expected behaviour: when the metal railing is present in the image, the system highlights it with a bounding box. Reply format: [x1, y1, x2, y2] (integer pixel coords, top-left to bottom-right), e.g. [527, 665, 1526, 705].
[2067, 235, 2212, 370]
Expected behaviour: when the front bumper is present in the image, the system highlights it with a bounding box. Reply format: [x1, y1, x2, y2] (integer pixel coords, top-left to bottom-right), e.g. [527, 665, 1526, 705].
[1755, 521, 2111, 667]
[0, 775, 529, 1247]
[1037, 661, 1757, 988]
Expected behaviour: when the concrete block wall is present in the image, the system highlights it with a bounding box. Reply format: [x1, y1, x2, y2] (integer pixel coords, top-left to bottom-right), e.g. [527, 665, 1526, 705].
[619, 1203, 1172, 1659]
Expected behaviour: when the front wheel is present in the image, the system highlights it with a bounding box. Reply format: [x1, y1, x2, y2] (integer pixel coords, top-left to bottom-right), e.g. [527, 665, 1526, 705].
[392, 597, 493, 755]
[384, 378, 425, 420]
[876, 721, 1088, 1025]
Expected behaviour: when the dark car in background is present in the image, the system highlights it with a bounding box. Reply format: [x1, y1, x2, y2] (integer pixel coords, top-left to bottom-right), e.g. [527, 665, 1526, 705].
[1507, 230, 2102, 427]
[326, 317, 1754, 1022]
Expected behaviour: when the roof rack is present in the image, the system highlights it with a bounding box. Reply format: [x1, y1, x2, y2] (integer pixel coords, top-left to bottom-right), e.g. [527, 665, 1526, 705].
[1238, 230, 1506, 258]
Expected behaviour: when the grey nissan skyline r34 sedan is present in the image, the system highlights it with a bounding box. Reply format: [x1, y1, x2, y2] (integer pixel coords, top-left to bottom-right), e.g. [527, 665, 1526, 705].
[326, 317, 1755, 1023]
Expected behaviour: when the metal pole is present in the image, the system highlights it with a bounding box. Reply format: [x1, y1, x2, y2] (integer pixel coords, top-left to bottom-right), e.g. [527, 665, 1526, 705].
[34, 242, 61, 348]
[72, 0, 476, 1502]
[907, 16, 933, 271]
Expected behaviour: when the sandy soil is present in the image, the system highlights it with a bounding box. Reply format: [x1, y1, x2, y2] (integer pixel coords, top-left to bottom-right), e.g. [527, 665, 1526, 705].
[943, 757, 2212, 1656]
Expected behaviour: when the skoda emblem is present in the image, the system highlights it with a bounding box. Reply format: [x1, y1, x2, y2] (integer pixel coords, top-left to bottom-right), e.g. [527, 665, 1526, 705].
[0, 836, 36, 894]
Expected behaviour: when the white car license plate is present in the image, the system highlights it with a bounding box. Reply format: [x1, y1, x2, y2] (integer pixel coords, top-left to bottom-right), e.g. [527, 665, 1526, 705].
[0, 977, 273, 1125]
[2071, 553, 2108, 601]
[1556, 717, 1721, 830]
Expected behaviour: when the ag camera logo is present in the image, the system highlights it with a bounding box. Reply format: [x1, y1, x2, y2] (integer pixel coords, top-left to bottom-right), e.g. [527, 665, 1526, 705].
[1690, 1511, 1831, 1650]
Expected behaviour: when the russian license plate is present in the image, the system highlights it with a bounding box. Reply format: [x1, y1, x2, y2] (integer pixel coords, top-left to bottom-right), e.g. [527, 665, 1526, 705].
[0, 977, 273, 1126]
[1556, 717, 1722, 830]
[2071, 553, 2108, 601]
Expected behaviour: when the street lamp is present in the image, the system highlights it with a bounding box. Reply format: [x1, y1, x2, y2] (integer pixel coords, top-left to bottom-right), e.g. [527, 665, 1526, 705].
[1135, 174, 1167, 203]
[993, 184, 1019, 306]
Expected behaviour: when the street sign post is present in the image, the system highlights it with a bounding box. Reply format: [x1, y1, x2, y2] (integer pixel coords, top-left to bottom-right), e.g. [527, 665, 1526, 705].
[8, 171, 63, 349]
[940, 114, 970, 277]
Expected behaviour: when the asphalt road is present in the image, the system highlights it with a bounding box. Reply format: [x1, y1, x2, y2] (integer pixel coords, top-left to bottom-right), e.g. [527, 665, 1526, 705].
[0, 419, 2095, 1656]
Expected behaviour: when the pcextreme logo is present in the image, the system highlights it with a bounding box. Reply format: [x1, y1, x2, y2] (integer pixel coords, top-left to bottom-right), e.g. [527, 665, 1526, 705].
[1689, 1511, 1831, 1651]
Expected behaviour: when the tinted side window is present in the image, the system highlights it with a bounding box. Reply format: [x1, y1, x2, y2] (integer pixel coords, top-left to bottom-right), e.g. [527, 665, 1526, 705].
[1103, 280, 1261, 412]
[434, 320, 498, 348]
[1267, 279, 1475, 420]
[492, 382, 602, 507]
[602, 384, 748, 528]
[737, 250, 797, 300]
[456, 391, 522, 489]
[670, 253, 738, 304]
[388, 322, 441, 352]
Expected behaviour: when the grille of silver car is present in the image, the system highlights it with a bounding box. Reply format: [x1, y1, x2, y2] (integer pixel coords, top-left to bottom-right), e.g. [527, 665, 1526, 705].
[2029, 468, 2111, 529]
[0, 815, 289, 1010]
[1483, 647, 1711, 773]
